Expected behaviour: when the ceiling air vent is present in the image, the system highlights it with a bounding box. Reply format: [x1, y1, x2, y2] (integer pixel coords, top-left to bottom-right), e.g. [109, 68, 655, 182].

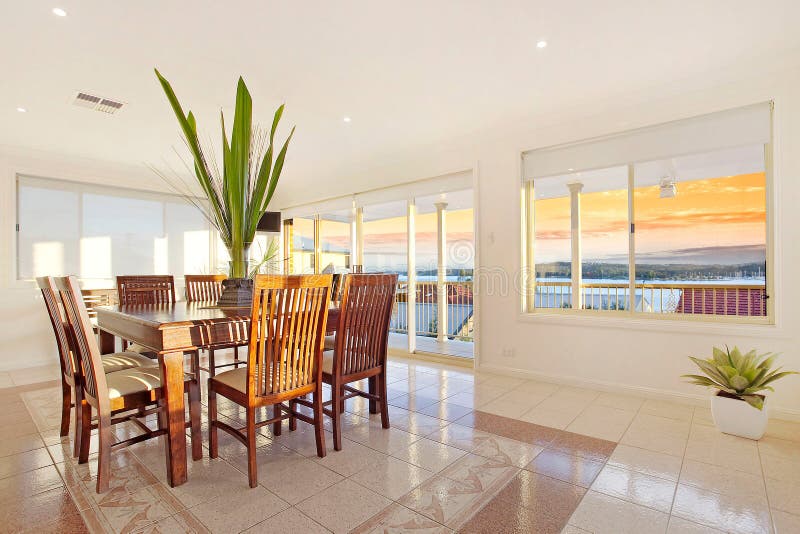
[72, 92, 126, 114]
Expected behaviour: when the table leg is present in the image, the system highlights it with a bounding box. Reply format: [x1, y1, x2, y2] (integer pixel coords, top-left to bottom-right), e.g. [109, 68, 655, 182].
[159, 351, 187, 487]
[99, 329, 115, 354]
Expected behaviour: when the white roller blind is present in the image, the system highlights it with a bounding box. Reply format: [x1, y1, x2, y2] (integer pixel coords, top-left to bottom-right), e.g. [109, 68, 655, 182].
[355, 170, 472, 208]
[523, 102, 772, 181]
[281, 195, 354, 220]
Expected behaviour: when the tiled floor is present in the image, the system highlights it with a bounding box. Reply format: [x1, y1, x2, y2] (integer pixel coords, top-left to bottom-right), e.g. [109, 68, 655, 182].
[3, 353, 800, 533]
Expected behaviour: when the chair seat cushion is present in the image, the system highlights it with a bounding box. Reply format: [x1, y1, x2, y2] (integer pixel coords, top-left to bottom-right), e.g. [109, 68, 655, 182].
[106, 366, 163, 399]
[101, 351, 156, 374]
[322, 350, 334, 375]
[323, 335, 336, 351]
[211, 367, 248, 393]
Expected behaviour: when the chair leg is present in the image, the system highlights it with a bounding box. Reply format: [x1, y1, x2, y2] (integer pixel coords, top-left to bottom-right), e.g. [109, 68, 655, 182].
[339, 385, 346, 415]
[188, 381, 203, 461]
[289, 399, 297, 431]
[60, 383, 71, 437]
[233, 345, 240, 368]
[73, 388, 84, 458]
[368, 376, 378, 414]
[208, 349, 216, 378]
[95, 413, 112, 493]
[379, 371, 390, 429]
[78, 400, 91, 464]
[313, 387, 327, 458]
[331, 381, 342, 451]
[246, 407, 258, 488]
[121, 339, 128, 350]
[208, 382, 219, 459]
[272, 405, 282, 436]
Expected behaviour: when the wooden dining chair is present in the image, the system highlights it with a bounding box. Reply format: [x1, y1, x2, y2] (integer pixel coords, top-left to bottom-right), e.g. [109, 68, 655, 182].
[37, 277, 156, 457]
[116, 275, 176, 305]
[208, 274, 332, 488]
[56, 275, 202, 493]
[185, 274, 247, 377]
[296, 273, 398, 450]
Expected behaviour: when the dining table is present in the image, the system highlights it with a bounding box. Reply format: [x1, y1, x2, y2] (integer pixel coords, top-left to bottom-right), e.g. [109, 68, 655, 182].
[96, 301, 341, 487]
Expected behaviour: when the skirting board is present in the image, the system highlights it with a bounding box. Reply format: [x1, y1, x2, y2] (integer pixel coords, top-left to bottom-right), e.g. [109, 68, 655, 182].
[477, 361, 800, 423]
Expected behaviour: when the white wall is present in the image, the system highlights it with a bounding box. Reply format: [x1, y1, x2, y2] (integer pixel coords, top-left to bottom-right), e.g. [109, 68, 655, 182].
[273, 65, 800, 418]
[0, 148, 172, 371]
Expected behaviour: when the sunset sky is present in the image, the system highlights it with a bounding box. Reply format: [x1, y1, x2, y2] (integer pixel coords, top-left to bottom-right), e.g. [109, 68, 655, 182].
[534, 172, 767, 265]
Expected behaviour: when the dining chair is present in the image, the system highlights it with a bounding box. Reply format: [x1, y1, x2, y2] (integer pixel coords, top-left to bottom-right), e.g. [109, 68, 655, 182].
[208, 274, 332, 488]
[56, 275, 202, 493]
[37, 276, 155, 457]
[185, 274, 247, 377]
[115, 275, 177, 352]
[296, 273, 397, 450]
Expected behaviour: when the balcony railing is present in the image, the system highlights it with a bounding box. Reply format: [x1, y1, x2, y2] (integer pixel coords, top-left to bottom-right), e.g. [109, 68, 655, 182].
[390, 281, 474, 341]
[534, 281, 767, 317]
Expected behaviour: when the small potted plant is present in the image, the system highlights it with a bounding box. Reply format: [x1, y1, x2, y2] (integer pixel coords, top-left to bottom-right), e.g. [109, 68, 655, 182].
[683, 346, 797, 439]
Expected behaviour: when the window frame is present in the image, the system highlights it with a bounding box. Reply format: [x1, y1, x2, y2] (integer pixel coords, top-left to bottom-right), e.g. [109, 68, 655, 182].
[521, 119, 775, 326]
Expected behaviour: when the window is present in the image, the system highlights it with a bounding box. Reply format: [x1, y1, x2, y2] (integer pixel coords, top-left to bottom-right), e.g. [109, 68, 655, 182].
[523, 103, 772, 321]
[319, 209, 352, 273]
[286, 217, 316, 274]
[16, 176, 211, 286]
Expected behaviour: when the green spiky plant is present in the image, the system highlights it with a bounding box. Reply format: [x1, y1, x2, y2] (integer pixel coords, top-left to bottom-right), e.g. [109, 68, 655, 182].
[154, 69, 294, 279]
[682, 346, 797, 410]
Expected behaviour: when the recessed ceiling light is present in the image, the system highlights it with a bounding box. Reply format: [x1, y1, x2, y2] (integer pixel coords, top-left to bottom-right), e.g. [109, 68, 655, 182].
[16, 107, 27, 113]
[343, 116, 352, 123]
[536, 40, 548, 49]
[52, 7, 67, 16]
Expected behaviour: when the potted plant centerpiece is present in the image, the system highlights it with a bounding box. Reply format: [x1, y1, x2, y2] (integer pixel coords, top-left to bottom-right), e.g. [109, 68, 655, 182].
[154, 69, 293, 306]
[683, 346, 797, 439]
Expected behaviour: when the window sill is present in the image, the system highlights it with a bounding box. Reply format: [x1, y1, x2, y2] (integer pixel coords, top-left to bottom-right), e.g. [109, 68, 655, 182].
[517, 310, 786, 339]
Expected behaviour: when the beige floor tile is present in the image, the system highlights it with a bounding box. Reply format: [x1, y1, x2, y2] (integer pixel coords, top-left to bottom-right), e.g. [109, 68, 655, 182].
[0, 372, 13, 389]
[619, 425, 688, 457]
[312, 438, 385, 477]
[389, 407, 449, 436]
[399, 474, 495, 529]
[590, 465, 677, 513]
[592, 392, 646, 411]
[761, 453, 800, 483]
[471, 434, 543, 468]
[8, 365, 60, 386]
[692, 407, 715, 427]
[772, 509, 800, 534]
[765, 477, 800, 516]
[97, 483, 183, 533]
[511, 379, 561, 396]
[666, 516, 726, 533]
[566, 405, 636, 442]
[425, 423, 493, 453]
[764, 419, 800, 442]
[295, 479, 391, 534]
[350, 456, 434, 499]
[561, 526, 592, 534]
[568, 490, 669, 534]
[679, 459, 766, 500]
[188, 486, 288, 533]
[479, 397, 536, 419]
[607, 444, 683, 482]
[519, 407, 579, 430]
[342, 424, 420, 455]
[0, 447, 54, 480]
[639, 399, 695, 422]
[166, 457, 262, 509]
[628, 413, 691, 437]
[684, 428, 761, 475]
[536, 395, 594, 414]
[671, 483, 771, 534]
[0, 432, 46, 458]
[758, 436, 800, 461]
[243, 507, 331, 533]
[392, 438, 466, 472]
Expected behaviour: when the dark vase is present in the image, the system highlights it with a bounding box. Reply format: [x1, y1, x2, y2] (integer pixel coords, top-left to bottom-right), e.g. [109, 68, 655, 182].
[217, 278, 254, 307]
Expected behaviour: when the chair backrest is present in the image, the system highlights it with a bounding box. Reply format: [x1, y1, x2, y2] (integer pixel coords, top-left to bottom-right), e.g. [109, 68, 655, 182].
[185, 274, 226, 302]
[246, 274, 332, 400]
[333, 273, 398, 378]
[36, 276, 75, 382]
[331, 273, 345, 304]
[116, 275, 176, 305]
[56, 276, 108, 409]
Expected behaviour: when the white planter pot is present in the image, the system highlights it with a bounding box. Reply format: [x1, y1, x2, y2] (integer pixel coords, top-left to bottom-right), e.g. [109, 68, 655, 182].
[710, 392, 768, 440]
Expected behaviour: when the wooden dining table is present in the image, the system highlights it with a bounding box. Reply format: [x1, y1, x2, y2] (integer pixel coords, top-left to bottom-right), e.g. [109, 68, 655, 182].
[96, 301, 340, 487]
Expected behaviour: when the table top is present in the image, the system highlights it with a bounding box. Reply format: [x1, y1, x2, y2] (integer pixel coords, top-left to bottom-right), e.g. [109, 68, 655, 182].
[96, 301, 340, 330]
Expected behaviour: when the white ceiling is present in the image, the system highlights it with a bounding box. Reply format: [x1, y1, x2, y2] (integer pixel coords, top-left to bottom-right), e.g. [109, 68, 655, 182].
[3, 1, 800, 204]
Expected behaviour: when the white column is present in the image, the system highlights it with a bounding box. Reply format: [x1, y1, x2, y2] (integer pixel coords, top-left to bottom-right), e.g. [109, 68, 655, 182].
[435, 201, 448, 342]
[407, 201, 416, 353]
[349, 204, 358, 271]
[354, 207, 364, 271]
[567, 182, 583, 310]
